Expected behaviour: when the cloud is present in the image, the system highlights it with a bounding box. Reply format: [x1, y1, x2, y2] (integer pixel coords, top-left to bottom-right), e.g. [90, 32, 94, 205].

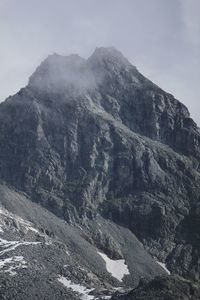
[0, 0, 199, 124]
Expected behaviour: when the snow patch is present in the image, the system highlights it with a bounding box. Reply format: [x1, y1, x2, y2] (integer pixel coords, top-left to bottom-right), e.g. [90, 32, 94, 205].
[156, 261, 171, 275]
[98, 252, 130, 282]
[0, 255, 27, 276]
[58, 275, 95, 300]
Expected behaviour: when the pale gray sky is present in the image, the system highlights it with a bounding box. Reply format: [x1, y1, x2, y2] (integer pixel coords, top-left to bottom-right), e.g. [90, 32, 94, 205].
[0, 0, 199, 123]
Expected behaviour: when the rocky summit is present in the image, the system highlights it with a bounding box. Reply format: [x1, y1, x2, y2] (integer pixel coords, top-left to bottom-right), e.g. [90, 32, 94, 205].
[0, 47, 200, 299]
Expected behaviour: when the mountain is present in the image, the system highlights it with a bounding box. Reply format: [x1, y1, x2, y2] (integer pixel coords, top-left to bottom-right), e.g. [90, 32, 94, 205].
[0, 47, 200, 299]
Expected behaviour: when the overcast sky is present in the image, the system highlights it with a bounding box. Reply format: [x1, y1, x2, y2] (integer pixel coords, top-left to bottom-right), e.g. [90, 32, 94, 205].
[0, 0, 200, 123]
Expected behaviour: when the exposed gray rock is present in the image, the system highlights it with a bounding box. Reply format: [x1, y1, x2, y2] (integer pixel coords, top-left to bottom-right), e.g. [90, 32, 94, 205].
[111, 275, 200, 300]
[0, 47, 200, 298]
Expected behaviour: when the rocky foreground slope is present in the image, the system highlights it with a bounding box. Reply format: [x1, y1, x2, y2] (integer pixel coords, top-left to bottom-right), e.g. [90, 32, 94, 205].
[0, 47, 200, 299]
[111, 276, 200, 300]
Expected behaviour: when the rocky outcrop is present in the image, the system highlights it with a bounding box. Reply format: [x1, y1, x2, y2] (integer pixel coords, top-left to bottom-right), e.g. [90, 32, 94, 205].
[111, 275, 200, 300]
[0, 47, 200, 289]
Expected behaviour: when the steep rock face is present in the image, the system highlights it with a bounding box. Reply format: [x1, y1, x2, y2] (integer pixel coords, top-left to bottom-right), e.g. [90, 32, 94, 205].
[0, 47, 200, 282]
[88, 48, 200, 158]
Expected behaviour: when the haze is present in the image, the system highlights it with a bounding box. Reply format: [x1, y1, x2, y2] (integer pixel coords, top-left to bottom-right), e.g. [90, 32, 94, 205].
[0, 0, 199, 124]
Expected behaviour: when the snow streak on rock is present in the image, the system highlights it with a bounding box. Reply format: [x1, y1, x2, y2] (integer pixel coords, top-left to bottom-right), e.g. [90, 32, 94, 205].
[0, 207, 42, 276]
[156, 261, 171, 275]
[0, 207, 40, 235]
[58, 275, 111, 300]
[58, 275, 95, 300]
[0, 238, 40, 256]
[0, 256, 27, 276]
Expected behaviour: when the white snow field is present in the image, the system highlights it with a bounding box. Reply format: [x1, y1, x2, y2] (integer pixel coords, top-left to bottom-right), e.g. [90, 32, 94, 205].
[98, 251, 130, 282]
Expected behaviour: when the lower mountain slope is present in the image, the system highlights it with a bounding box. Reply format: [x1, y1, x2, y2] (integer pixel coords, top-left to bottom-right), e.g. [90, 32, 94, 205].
[0, 183, 166, 299]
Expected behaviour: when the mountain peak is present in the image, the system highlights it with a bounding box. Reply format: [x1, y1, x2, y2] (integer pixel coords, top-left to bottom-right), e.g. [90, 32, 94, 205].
[44, 53, 85, 66]
[28, 53, 94, 94]
[91, 46, 127, 60]
[28, 47, 136, 95]
[88, 46, 132, 69]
